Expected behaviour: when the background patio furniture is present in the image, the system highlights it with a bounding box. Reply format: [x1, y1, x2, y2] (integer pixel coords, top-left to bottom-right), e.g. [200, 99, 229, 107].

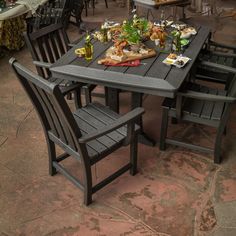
[69, 0, 85, 30]
[24, 23, 84, 108]
[0, 0, 47, 51]
[26, 0, 72, 33]
[133, 0, 191, 20]
[10, 58, 144, 205]
[160, 62, 236, 163]
[0, 3, 28, 51]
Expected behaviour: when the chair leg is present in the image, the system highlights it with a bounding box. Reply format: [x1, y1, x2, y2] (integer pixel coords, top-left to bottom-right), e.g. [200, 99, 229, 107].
[214, 107, 231, 164]
[84, 86, 92, 105]
[214, 127, 224, 164]
[83, 166, 93, 205]
[105, 87, 109, 106]
[105, 0, 108, 8]
[92, 0, 95, 15]
[130, 135, 138, 176]
[74, 90, 82, 109]
[47, 138, 57, 176]
[160, 109, 169, 151]
[84, 0, 88, 17]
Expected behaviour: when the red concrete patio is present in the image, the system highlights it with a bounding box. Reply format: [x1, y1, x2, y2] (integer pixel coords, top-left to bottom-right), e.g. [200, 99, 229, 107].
[0, 0, 236, 235]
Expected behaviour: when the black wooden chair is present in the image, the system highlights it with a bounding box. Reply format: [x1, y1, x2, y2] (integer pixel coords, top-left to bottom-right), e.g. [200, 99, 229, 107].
[10, 58, 144, 205]
[160, 62, 236, 164]
[196, 40, 236, 88]
[24, 23, 85, 108]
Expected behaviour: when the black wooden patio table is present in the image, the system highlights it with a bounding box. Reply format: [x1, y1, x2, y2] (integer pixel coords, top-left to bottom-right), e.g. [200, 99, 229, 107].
[50, 24, 210, 145]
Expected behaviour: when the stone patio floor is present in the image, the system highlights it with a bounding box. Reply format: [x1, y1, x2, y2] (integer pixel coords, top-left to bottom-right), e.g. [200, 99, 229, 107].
[0, 0, 236, 235]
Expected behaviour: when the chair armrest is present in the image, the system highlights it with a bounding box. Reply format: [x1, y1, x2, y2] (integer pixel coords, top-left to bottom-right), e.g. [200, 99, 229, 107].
[178, 91, 236, 103]
[33, 61, 52, 68]
[60, 82, 84, 95]
[78, 107, 145, 143]
[199, 61, 236, 74]
[209, 40, 236, 51]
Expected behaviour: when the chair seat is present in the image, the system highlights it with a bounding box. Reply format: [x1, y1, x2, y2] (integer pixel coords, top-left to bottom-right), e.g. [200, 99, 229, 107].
[73, 102, 139, 163]
[162, 83, 227, 121]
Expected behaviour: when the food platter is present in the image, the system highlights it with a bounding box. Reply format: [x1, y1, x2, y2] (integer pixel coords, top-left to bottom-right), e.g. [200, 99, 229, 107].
[98, 44, 156, 65]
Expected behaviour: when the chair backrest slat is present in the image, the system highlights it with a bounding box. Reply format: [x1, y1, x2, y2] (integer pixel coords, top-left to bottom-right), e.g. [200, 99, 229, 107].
[30, 83, 59, 137]
[43, 35, 55, 63]
[49, 33, 60, 60]
[10, 59, 82, 152]
[47, 92, 77, 149]
[54, 30, 67, 56]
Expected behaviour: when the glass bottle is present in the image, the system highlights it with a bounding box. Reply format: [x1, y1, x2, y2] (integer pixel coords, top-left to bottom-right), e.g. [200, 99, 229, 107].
[172, 30, 181, 52]
[101, 27, 108, 43]
[84, 32, 93, 61]
[160, 9, 165, 21]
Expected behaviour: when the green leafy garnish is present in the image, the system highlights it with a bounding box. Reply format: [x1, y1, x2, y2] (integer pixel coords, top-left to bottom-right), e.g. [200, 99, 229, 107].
[120, 15, 150, 45]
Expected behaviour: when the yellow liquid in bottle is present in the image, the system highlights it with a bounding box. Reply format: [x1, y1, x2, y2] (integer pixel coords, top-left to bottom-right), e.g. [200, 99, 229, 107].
[85, 43, 93, 61]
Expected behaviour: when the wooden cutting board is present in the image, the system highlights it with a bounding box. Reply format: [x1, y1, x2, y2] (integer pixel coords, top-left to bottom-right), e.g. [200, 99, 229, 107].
[98, 49, 156, 65]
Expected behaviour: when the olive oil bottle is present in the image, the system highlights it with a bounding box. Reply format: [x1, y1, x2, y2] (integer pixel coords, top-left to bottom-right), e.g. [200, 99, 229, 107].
[84, 32, 93, 61]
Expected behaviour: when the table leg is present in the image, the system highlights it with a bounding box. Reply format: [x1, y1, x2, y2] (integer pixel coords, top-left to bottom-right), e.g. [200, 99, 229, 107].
[106, 87, 119, 113]
[131, 92, 156, 146]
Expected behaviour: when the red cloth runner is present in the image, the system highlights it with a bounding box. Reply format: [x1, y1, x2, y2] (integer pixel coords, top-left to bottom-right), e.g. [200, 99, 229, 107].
[104, 59, 141, 67]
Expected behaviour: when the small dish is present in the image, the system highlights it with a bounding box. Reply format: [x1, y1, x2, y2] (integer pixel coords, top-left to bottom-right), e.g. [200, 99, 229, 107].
[163, 57, 176, 66]
[163, 54, 191, 68]
[173, 56, 191, 68]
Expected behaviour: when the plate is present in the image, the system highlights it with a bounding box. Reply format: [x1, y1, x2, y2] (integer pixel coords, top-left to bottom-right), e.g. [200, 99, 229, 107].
[173, 56, 191, 68]
[162, 57, 176, 66]
[163, 54, 191, 68]
[181, 27, 197, 39]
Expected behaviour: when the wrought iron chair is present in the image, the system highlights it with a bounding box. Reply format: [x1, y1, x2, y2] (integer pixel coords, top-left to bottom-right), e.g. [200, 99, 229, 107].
[24, 23, 86, 108]
[160, 62, 236, 164]
[69, 0, 85, 30]
[89, 0, 108, 15]
[10, 58, 144, 205]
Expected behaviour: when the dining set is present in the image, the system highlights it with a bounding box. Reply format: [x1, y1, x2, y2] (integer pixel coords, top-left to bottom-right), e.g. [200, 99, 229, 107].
[9, 10, 236, 205]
